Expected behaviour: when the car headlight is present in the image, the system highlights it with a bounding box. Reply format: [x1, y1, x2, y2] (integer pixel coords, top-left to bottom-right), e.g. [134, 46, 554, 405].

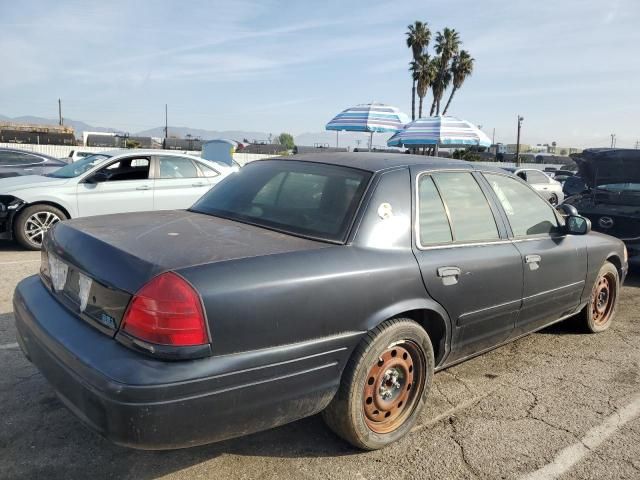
[624, 245, 628, 264]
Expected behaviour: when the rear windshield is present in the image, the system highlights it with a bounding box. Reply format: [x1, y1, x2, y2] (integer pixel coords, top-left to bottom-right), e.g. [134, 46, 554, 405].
[191, 160, 371, 242]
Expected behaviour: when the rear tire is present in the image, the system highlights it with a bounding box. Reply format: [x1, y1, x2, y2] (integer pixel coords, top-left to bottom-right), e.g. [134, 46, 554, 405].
[14, 204, 66, 250]
[322, 318, 434, 450]
[580, 261, 619, 333]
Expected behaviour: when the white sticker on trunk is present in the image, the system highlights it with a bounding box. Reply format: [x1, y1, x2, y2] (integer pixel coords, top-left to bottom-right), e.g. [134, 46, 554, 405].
[48, 255, 68, 292]
[78, 273, 92, 313]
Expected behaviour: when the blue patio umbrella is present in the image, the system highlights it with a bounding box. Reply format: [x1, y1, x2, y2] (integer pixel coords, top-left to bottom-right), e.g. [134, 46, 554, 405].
[326, 103, 410, 150]
[387, 116, 491, 154]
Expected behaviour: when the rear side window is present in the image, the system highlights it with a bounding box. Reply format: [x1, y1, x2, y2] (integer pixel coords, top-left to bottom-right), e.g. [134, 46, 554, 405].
[158, 156, 199, 179]
[525, 170, 549, 184]
[431, 172, 500, 242]
[484, 173, 559, 236]
[417, 175, 453, 245]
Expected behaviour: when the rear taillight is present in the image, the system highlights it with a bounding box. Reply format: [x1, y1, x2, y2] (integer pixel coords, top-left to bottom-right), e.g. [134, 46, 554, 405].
[121, 272, 209, 347]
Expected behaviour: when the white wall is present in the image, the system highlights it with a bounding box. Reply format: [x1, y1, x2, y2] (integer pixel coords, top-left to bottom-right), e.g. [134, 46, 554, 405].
[0, 143, 277, 164]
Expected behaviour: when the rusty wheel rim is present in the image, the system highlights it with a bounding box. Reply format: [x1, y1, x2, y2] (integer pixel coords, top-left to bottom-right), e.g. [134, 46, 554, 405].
[592, 272, 616, 326]
[362, 341, 426, 434]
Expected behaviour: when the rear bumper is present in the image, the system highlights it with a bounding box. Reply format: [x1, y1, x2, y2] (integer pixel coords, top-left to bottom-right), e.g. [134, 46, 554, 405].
[14, 275, 350, 449]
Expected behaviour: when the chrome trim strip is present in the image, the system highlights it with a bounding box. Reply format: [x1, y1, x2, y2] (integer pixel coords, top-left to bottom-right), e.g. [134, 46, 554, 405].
[522, 280, 585, 301]
[459, 298, 521, 319]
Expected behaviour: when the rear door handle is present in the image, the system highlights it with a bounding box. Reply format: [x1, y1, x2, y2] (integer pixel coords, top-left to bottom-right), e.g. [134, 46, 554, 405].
[136, 185, 151, 190]
[525, 254, 542, 270]
[437, 266, 461, 286]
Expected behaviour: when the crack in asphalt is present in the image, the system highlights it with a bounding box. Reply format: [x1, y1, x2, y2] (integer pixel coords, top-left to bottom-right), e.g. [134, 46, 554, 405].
[447, 416, 480, 480]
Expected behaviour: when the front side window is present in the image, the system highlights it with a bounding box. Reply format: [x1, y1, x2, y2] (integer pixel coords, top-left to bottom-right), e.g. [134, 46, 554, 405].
[192, 160, 371, 242]
[485, 173, 559, 236]
[93, 157, 150, 182]
[158, 156, 199, 179]
[431, 172, 500, 242]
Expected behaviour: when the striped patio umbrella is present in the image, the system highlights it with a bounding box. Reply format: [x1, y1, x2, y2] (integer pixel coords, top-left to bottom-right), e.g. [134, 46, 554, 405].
[326, 103, 410, 150]
[387, 116, 491, 153]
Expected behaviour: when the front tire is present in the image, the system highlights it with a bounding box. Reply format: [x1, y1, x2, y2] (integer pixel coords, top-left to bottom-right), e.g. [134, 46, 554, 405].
[14, 204, 66, 250]
[580, 261, 619, 333]
[322, 318, 434, 450]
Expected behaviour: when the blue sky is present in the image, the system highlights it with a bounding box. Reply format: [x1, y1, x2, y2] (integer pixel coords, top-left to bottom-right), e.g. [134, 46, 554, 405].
[1, 0, 639, 147]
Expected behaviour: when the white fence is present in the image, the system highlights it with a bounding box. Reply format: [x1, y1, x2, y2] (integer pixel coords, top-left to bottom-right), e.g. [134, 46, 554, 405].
[0, 143, 277, 165]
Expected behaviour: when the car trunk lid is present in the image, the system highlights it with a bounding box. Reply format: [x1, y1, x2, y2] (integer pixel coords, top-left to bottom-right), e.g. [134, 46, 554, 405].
[42, 210, 329, 334]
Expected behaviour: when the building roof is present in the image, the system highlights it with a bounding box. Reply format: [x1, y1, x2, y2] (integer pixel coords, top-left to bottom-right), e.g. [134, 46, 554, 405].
[274, 152, 485, 173]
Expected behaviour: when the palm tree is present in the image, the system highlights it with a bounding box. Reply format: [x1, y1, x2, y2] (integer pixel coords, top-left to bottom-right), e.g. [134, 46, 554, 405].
[429, 56, 452, 116]
[412, 54, 435, 118]
[406, 21, 431, 120]
[442, 50, 474, 115]
[430, 28, 461, 115]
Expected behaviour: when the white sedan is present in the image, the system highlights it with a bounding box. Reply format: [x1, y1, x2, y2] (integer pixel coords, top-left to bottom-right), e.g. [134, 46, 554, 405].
[502, 167, 564, 206]
[0, 149, 236, 249]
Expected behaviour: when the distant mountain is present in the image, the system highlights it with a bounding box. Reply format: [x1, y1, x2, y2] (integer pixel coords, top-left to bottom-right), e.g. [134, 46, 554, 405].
[135, 126, 270, 143]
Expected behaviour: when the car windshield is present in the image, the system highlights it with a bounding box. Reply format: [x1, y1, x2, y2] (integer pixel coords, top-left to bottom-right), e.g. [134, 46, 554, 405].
[46, 154, 111, 178]
[191, 160, 371, 242]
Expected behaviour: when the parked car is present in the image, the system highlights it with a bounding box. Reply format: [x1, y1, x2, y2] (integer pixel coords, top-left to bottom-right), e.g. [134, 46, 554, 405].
[0, 148, 67, 178]
[0, 150, 233, 249]
[551, 169, 576, 183]
[503, 167, 564, 205]
[67, 150, 96, 162]
[14, 153, 626, 451]
[563, 148, 640, 263]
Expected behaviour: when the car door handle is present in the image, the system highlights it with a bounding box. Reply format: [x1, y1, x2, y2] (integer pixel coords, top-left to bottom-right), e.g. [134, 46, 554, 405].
[136, 185, 151, 190]
[23, 168, 34, 172]
[525, 254, 542, 270]
[192, 182, 206, 187]
[437, 266, 461, 286]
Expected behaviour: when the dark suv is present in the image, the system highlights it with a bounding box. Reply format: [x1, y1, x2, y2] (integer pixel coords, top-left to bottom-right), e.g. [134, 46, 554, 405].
[0, 148, 67, 178]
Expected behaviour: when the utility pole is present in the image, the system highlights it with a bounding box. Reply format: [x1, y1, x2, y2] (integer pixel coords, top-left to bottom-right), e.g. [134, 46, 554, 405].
[635, 140, 639, 150]
[492, 127, 495, 145]
[515, 115, 524, 166]
[164, 104, 168, 149]
[58, 99, 63, 126]
[610, 133, 616, 148]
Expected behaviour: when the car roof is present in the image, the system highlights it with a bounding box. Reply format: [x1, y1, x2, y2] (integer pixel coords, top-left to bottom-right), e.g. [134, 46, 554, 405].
[262, 152, 507, 175]
[0, 147, 62, 162]
[100, 149, 203, 160]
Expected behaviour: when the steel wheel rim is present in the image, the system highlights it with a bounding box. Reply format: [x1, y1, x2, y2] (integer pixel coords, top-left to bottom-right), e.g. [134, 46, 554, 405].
[362, 341, 426, 434]
[550, 194, 558, 206]
[592, 272, 616, 326]
[24, 211, 60, 246]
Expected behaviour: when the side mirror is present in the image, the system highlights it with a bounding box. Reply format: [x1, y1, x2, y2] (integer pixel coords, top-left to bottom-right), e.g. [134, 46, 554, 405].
[85, 171, 108, 184]
[556, 204, 578, 217]
[566, 215, 591, 235]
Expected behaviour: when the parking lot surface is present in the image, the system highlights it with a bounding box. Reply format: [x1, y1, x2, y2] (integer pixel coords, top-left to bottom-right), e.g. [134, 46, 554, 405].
[1, 241, 638, 480]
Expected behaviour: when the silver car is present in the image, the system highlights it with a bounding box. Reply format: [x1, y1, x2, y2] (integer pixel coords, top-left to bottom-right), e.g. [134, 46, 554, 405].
[0, 150, 235, 249]
[503, 167, 564, 206]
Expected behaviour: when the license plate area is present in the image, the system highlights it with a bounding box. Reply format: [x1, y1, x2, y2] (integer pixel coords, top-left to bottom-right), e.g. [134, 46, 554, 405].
[41, 251, 130, 335]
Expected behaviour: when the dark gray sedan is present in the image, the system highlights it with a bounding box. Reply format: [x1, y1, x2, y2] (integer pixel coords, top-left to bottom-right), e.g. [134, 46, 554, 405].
[14, 153, 626, 450]
[0, 148, 67, 178]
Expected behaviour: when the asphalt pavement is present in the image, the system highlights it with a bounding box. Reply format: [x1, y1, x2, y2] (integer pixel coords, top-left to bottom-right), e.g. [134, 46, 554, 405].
[0, 241, 638, 480]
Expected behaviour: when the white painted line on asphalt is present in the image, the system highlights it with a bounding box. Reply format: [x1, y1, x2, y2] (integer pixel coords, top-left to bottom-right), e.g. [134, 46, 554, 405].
[0, 342, 19, 350]
[520, 393, 640, 480]
[0, 260, 40, 265]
